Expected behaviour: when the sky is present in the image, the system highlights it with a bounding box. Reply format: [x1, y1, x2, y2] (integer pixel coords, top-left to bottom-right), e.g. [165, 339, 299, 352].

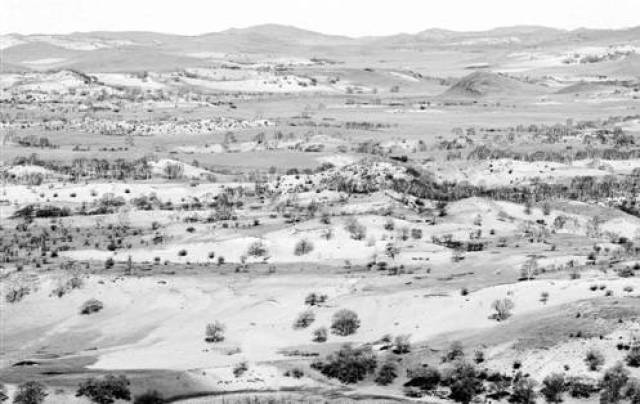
[2, 0, 640, 36]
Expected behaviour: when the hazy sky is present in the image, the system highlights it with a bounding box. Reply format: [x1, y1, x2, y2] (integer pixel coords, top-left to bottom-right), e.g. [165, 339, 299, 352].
[3, 0, 640, 36]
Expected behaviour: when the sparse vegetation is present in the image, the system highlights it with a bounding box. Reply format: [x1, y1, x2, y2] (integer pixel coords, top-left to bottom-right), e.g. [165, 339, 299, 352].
[293, 310, 315, 329]
[76, 375, 131, 404]
[311, 344, 376, 384]
[80, 298, 104, 315]
[585, 348, 605, 371]
[331, 309, 360, 336]
[294, 239, 314, 256]
[490, 298, 514, 321]
[205, 321, 226, 342]
[5, 25, 640, 404]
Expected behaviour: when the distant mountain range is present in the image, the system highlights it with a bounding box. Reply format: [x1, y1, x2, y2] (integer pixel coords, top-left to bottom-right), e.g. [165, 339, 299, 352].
[1, 24, 639, 72]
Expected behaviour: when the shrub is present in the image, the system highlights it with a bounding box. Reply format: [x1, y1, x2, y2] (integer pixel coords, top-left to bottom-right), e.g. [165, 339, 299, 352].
[80, 299, 104, 315]
[293, 310, 315, 329]
[345, 218, 366, 240]
[163, 163, 184, 179]
[405, 366, 441, 391]
[600, 362, 630, 404]
[443, 341, 465, 362]
[320, 212, 331, 224]
[247, 240, 268, 257]
[540, 291, 549, 304]
[566, 376, 598, 398]
[284, 368, 305, 378]
[304, 292, 327, 306]
[490, 298, 514, 321]
[134, 390, 165, 404]
[625, 379, 640, 404]
[385, 243, 400, 260]
[294, 239, 314, 256]
[626, 345, 640, 367]
[447, 362, 484, 404]
[393, 334, 411, 354]
[375, 361, 398, 385]
[331, 309, 360, 336]
[541, 373, 565, 403]
[5, 286, 30, 303]
[233, 361, 249, 378]
[205, 321, 225, 343]
[311, 344, 376, 384]
[411, 228, 423, 240]
[404, 386, 424, 398]
[486, 372, 511, 399]
[474, 349, 485, 364]
[313, 327, 328, 343]
[511, 376, 537, 404]
[13, 381, 47, 404]
[618, 267, 635, 278]
[585, 348, 605, 371]
[76, 375, 131, 404]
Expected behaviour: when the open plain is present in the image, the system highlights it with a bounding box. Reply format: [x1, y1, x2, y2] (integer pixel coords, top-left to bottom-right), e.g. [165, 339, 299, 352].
[2, 23, 640, 404]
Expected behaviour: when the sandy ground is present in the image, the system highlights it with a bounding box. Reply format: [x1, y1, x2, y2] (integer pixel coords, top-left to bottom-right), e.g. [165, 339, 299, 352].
[4, 270, 638, 374]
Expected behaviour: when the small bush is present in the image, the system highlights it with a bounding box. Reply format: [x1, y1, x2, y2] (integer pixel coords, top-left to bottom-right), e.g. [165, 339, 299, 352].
[474, 349, 485, 364]
[540, 291, 549, 304]
[205, 321, 225, 343]
[585, 348, 605, 371]
[233, 361, 249, 378]
[331, 309, 360, 336]
[293, 239, 314, 256]
[304, 292, 327, 306]
[490, 298, 514, 321]
[375, 361, 398, 385]
[600, 362, 630, 404]
[566, 376, 598, 398]
[312, 327, 328, 343]
[447, 362, 484, 404]
[626, 345, 640, 367]
[311, 344, 376, 384]
[511, 376, 538, 404]
[541, 373, 565, 403]
[618, 267, 635, 278]
[393, 334, 411, 354]
[134, 390, 165, 404]
[76, 375, 131, 404]
[80, 299, 104, 315]
[293, 310, 315, 329]
[5, 286, 30, 303]
[284, 368, 305, 379]
[404, 366, 441, 391]
[13, 381, 47, 404]
[443, 341, 465, 362]
[247, 240, 268, 257]
[345, 218, 366, 240]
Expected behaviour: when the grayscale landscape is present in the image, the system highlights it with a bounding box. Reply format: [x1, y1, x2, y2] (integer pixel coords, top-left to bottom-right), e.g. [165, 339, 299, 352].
[1, 7, 640, 404]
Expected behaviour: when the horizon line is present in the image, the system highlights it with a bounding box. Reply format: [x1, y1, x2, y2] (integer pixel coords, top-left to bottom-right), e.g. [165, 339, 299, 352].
[2, 22, 640, 39]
